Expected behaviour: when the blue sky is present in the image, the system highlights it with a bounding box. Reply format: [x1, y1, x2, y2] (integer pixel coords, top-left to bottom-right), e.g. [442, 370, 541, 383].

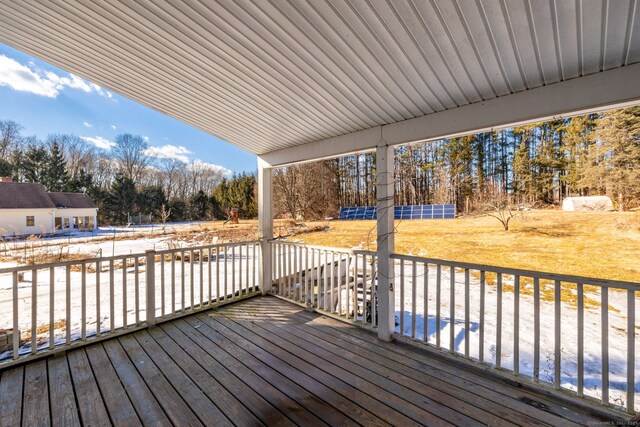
[0, 43, 256, 173]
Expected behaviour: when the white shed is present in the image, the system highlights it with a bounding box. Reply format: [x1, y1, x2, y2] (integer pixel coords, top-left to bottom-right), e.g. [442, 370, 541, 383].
[562, 196, 614, 212]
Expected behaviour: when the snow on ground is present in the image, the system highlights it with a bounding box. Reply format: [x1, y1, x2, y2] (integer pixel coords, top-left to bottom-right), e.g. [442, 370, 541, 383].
[0, 248, 258, 360]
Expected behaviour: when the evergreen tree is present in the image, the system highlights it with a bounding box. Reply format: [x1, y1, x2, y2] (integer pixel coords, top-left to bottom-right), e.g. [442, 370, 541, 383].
[137, 185, 167, 218]
[22, 144, 49, 185]
[189, 190, 210, 219]
[580, 107, 640, 210]
[106, 174, 138, 224]
[44, 141, 69, 191]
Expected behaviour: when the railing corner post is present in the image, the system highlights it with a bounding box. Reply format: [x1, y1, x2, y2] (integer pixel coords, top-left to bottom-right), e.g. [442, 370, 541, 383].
[145, 249, 156, 327]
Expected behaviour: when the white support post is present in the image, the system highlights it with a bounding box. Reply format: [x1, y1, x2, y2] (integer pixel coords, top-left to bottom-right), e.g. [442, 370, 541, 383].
[376, 141, 395, 342]
[258, 157, 273, 294]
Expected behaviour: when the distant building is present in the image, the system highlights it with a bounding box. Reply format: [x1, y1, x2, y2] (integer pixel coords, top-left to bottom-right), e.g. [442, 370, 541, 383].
[0, 180, 98, 237]
[562, 196, 614, 212]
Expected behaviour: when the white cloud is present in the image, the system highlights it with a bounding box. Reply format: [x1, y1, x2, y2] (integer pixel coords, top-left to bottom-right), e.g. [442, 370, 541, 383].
[83, 121, 93, 128]
[144, 144, 191, 163]
[0, 54, 113, 98]
[81, 136, 115, 150]
[143, 135, 150, 142]
[144, 144, 231, 175]
[110, 124, 117, 130]
[188, 159, 232, 176]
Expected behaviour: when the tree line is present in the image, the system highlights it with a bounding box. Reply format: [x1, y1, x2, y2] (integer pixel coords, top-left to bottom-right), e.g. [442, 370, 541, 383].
[273, 107, 640, 219]
[0, 121, 257, 224]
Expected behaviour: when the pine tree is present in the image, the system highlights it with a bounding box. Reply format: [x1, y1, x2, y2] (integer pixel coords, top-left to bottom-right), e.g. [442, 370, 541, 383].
[580, 107, 640, 210]
[106, 174, 138, 224]
[44, 141, 69, 191]
[22, 144, 49, 184]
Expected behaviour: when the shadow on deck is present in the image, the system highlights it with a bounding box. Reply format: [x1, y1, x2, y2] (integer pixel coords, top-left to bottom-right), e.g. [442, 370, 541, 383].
[0, 295, 624, 426]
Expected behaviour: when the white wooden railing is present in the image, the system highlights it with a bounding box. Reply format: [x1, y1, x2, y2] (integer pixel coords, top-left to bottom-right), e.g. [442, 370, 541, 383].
[271, 241, 378, 328]
[0, 241, 260, 367]
[271, 241, 638, 414]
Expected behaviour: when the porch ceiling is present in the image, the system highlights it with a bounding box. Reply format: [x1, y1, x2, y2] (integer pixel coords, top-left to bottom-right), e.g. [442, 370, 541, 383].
[1, 1, 640, 165]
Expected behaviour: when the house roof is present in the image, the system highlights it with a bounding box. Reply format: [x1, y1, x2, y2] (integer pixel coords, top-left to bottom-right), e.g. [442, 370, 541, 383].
[47, 192, 97, 209]
[1, 1, 639, 166]
[0, 182, 56, 209]
[0, 183, 96, 209]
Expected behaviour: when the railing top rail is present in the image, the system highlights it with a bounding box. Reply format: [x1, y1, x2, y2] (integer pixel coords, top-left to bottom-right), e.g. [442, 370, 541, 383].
[391, 253, 640, 290]
[154, 240, 259, 255]
[0, 240, 260, 275]
[270, 239, 359, 254]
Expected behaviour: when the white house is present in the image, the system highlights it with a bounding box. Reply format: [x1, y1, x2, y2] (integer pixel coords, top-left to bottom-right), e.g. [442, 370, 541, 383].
[0, 181, 98, 237]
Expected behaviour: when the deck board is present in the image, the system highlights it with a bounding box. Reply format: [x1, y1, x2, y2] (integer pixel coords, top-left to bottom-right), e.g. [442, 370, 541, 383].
[0, 295, 623, 426]
[48, 356, 81, 427]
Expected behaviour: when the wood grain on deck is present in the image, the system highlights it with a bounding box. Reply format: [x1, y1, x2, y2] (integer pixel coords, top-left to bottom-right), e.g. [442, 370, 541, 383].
[0, 295, 620, 426]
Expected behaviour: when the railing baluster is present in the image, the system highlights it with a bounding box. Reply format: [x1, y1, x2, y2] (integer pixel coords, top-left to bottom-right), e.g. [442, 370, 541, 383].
[496, 272, 502, 368]
[67, 265, 72, 342]
[252, 243, 256, 292]
[464, 268, 470, 358]
[122, 257, 127, 329]
[134, 257, 139, 324]
[371, 259, 376, 327]
[304, 248, 316, 307]
[346, 252, 351, 317]
[450, 266, 455, 352]
[232, 245, 236, 301]
[109, 260, 114, 333]
[286, 245, 291, 300]
[81, 264, 86, 340]
[190, 249, 195, 308]
[208, 248, 212, 304]
[352, 253, 358, 319]
[627, 288, 635, 414]
[411, 261, 417, 339]
[362, 254, 367, 323]
[479, 271, 485, 363]
[294, 246, 299, 302]
[171, 253, 176, 313]
[238, 245, 243, 297]
[216, 247, 220, 302]
[400, 258, 405, 335]
[160, 256, 165, 316]
[602, 286, 609, 405]
[13, 271, 18, 359]
[424, 263, 428, 342]
[96, 261, 101, 336]
[224, 247, 228, 300]
[31, 269, 37, 354]
[533, 277, 540, 382]
[577, 282, 584, 397]
[330, 252, 335, 314]
[318, 250, 329, 310]
[244, 244, 249, 295]
[49, 267, 55, 349]
[514, 275, 520, 375]
[436, 264, 441, 349]
[200, 249, 204, 305]
[338, 254, 342, 316]
[554, 279, 561, 389]
[181, 251, 186, 310]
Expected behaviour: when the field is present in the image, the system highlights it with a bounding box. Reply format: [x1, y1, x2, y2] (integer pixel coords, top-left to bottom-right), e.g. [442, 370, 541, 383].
[294, 210, 640, 282]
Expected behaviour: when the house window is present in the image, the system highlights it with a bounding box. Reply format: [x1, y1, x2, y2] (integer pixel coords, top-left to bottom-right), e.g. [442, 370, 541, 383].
[26, 216, 35, 227]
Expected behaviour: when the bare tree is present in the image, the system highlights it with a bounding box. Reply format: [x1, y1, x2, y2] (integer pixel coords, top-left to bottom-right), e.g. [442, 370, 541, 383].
[159, 203, 172, 223]
[485, 200, 521, 231]
[0, 120, 23, 158]
[112, 134, 150, 181]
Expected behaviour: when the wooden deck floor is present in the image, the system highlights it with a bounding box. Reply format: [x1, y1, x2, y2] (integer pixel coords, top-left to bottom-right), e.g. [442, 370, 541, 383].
[0, 295, 622, 426]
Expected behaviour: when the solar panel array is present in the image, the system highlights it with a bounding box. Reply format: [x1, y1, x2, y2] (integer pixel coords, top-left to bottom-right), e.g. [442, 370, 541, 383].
[338, 204, 455, 220]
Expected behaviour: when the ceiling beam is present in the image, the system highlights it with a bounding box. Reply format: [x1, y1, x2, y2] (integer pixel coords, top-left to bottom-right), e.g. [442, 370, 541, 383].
[261, 63, 640, 167]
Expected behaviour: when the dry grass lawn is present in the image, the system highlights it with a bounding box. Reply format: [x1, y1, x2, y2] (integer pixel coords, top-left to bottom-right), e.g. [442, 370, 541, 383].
[287, 210, 640, 283]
